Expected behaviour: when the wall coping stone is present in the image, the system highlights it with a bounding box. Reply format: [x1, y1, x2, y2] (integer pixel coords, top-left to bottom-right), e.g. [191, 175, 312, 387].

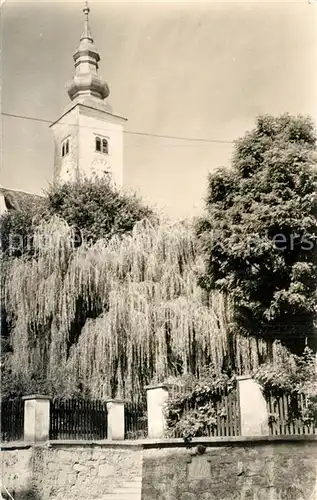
[2, 434, 316, 452]
[22, 394, 52, 401]
[140, 434, 317, 448]
[48, 440, 142, 449]
[1, 442, 34, 451]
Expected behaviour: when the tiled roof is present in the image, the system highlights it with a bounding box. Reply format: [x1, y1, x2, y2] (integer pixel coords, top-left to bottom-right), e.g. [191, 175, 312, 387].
[0, 187, 45, 212]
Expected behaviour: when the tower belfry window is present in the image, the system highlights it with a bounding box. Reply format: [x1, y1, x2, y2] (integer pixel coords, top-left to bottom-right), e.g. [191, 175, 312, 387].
[62, 138, 70, 158]
[95, 136, 109, 155]
[102, 139, 108, 154]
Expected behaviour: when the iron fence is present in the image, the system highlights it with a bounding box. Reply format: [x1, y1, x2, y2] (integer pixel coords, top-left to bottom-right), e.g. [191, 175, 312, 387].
[49, 398, 107, 440]
[124, 400, 148, 439]
[1, 398, 24, 442]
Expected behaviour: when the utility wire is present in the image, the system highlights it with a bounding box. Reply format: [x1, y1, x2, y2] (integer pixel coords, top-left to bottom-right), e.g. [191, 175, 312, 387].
[1, 111, 234, 145]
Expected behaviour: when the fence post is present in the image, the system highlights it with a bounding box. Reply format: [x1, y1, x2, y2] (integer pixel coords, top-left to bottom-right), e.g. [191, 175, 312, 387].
[106, 399, 125, 440]
[22, 395, 51, 442]
[145, 384, 170, 439]
[237, 376, 269, 436]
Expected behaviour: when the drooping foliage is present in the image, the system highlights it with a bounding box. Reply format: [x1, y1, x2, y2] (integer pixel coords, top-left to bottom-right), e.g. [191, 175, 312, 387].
[197, 114, 317, 352]
[0, 176, 155, 376]
[3, 217, 275, 401]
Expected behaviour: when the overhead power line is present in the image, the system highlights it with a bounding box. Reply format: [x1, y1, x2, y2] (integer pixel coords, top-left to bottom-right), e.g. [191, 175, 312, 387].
[1, 111, 234, 145]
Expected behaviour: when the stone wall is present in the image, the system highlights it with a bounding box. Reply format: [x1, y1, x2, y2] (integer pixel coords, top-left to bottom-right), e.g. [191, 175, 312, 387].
[1, 443, 142, 500]
[142, 439, 317, 500]
[1, 445, 34, 498]
[2, 438, 317, 500]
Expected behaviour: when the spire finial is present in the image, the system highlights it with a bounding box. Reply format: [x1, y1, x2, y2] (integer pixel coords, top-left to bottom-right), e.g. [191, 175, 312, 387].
[83, 1, 90, 18]
[66, 0, 110, 102]
[81, 1, 92, 41]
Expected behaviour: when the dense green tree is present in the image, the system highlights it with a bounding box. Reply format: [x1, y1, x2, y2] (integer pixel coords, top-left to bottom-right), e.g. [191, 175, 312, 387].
[45, 177, 155, 243]
[0, 176, 155, 256]
[197, 114, 317, 353]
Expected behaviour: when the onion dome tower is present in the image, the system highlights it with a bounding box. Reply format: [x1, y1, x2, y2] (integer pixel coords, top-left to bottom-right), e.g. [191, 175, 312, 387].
[51, 2, 127, 186]
[66, 2, 110, 102]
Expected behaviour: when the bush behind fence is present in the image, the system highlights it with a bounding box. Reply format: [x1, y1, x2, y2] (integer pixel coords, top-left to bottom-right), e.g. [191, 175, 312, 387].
[266, 391, 317, 436]
[166, 385, 241, 438]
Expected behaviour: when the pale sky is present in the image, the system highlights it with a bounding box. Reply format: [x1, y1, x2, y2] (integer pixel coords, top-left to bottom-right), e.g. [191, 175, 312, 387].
[1, 0, 317, 219]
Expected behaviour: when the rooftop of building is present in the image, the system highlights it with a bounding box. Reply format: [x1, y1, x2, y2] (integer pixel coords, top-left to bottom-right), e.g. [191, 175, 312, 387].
[0, 186, 44, 212]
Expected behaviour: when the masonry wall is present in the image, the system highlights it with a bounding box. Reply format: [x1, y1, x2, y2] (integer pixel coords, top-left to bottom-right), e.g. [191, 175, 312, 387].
[1, 443, 142, 500]
[142, 440, 317, 500]
[1, 446, 34, 498]
[2, 439, 317, 500]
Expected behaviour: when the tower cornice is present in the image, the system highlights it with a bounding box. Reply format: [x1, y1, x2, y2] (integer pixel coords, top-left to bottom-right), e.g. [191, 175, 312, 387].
[50, 102, 127, 129]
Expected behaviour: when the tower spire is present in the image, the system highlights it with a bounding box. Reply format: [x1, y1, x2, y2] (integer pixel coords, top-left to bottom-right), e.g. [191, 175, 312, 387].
[66, 2, 110, 102]
[81, 1, 93, 41]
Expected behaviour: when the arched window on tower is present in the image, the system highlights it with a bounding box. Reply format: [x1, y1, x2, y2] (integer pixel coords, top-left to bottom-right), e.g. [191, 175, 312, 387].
[61, 137, 70, 158]
[95, 136, 109, 155]
[102, 139, 108, 154]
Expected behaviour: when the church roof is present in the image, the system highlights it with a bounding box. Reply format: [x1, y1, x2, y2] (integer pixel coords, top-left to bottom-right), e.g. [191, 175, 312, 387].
[0, 187, 44, 213]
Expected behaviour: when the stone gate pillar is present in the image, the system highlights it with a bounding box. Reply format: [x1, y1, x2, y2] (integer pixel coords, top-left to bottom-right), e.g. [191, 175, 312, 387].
[145, 384, 170, 439]
[22, 394, 51, 442]
[106, 399, 125, 440]
[237, 376, 269, 436]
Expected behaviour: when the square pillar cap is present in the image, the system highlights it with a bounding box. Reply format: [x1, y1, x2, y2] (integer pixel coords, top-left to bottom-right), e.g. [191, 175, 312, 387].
[106, 399, 127, 404]
[145, 384, 172, 391]
[22, 394, 52, 401]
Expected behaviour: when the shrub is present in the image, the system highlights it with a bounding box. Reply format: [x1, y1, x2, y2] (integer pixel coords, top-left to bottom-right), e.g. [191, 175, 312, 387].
[163, 367, 236, 440]
[254, 342, 317, 426]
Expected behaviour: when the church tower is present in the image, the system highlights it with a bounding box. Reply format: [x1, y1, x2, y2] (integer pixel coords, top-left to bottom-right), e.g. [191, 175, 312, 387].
[51, 2, 126, 186]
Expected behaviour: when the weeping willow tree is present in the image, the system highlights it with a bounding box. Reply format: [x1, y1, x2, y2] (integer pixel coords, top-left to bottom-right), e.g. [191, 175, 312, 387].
[4, 216, 276, 402]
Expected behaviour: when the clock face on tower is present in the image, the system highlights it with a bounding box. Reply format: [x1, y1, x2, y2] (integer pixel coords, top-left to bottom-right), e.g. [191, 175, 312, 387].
[60, 163, 74, 183]
[91, 158, 111, 178]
